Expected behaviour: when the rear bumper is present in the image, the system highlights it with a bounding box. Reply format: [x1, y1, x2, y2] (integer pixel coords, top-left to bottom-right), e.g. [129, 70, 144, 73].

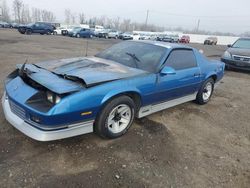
[221, 58, 250, 71]
[2, 93, 94, 141]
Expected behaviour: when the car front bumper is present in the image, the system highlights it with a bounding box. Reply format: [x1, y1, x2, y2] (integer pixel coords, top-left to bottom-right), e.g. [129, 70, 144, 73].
[221, 58, 250, 71]
[2, 92, 94, 141]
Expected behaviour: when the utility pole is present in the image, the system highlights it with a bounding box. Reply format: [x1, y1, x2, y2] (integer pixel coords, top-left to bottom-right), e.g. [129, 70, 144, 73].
[145, 9, 149, 30]
[196, 19, 200, 32]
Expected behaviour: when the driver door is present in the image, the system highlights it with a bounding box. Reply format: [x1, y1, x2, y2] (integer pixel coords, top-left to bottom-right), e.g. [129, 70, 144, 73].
[154, 49, 201, 103]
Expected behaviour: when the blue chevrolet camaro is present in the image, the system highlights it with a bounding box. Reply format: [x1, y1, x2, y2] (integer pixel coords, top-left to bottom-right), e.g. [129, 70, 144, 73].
[2, 41, 225, 141]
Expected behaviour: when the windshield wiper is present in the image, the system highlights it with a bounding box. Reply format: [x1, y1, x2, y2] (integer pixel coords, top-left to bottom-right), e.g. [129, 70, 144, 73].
[125, 52, 140, 68]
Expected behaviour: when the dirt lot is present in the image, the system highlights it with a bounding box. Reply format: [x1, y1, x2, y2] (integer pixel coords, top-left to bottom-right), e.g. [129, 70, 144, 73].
[0, 29, 249, 188]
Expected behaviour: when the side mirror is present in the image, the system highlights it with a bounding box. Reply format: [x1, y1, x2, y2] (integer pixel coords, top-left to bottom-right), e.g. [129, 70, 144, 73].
[160, 66, 176, 76]
[227, 44, 232, 48]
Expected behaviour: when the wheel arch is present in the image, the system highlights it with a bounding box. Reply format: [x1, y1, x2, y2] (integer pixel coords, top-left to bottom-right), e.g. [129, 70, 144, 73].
[206, 74, 217, 83]
[100, 91, 142, 114]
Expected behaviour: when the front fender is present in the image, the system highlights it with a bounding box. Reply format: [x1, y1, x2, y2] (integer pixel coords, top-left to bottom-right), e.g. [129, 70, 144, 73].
[101, 87, 141, 105]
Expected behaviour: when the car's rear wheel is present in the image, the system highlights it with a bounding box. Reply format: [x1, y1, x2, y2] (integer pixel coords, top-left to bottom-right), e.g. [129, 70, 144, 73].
[196, 78, 214, 105]
[95, 96, 135, 139]
[53, 31, 57, 35]
[46, 30, 51, 35]
[76, 33, 80, 38]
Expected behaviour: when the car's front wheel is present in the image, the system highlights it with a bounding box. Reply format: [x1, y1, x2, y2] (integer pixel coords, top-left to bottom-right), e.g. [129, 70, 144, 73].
[196, 78, 214, 105]
[26, 29, 32, 35]
[95, 96, 135, 139]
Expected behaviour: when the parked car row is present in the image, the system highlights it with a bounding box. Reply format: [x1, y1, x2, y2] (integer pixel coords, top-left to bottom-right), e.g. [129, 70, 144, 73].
[10, 21, 224, 47]
[0, 21, 24, 28]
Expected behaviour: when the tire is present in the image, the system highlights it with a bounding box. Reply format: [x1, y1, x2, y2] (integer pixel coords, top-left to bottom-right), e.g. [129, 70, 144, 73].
[95, 96, 136, 139]
[225, 65, 231, 70]
[26, 29, 32, 35]
[90, 34, 93, 38]
[53, 31, 57, 35]
[196, 78, 214, 105]
[46, 30, 51, 35]
[76, 33, 80, 38]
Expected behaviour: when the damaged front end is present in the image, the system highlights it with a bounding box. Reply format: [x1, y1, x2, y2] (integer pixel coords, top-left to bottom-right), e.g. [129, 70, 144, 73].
[2, 64, 94, 141]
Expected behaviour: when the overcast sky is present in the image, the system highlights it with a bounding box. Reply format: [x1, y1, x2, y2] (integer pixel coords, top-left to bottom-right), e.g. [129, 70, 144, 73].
[7, 0, 250, 34]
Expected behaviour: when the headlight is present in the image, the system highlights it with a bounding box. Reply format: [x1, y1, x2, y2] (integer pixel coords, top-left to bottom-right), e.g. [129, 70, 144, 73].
[55, 95, 61, 104]
[47, 91, 61, 104]
[223, 51, 232, 59]
[47, 92, 53, 103]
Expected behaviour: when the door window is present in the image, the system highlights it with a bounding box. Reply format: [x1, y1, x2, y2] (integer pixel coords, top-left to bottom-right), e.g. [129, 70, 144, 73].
[165, 49, 197, 70]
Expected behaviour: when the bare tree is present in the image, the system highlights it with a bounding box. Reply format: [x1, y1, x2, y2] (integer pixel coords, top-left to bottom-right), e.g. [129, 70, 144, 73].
[32, 8, 41, 22]
[12, 0, 23, 23]
[71, 13, 76, 24]
[64, 9, 71, 25]
[41, 9, 56, 22]
[0, 0, 11, 22]
[64, 9, 76, 24]
[113, 17, 120, 30]
[122, 19, 131, 31]
[79, 13, 85, 24]
[20, 4, 31, 24]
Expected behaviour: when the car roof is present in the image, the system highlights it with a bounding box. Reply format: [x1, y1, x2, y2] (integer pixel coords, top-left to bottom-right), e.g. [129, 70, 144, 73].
[128, 40, 193, 50]
[238, 37, 250, 40]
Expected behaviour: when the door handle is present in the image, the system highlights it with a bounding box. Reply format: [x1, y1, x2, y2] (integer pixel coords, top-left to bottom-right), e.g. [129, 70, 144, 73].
[194, 73, 201, 77]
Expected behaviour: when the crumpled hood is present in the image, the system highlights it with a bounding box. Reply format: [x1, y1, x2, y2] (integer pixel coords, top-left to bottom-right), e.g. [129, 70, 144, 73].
[16, 57, 147, 94]
[35, 56, 147, 85]
[227, 48, 250, 56]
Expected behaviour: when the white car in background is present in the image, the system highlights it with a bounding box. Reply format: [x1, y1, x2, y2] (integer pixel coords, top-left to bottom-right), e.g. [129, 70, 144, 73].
[139, 34, 151, 40]
[53, 27, 66, 35]
[132, 33, 140, 40]
[108, 30, 120, 39]
[90, 25, 105, 36]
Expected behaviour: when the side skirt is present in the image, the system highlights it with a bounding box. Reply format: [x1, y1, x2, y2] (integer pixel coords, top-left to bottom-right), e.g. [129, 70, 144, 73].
[138, 93, 197, 118]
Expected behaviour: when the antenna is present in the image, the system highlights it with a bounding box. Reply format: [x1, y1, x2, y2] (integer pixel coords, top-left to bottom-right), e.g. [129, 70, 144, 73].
[85, 40, 89, 57]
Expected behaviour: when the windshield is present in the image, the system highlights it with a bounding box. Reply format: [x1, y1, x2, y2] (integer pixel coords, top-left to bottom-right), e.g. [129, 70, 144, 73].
[27, 23, 34, 27]
[232, 39, 250, 49]
[95, 41, 166, 73]
[72, 27, 81, 32]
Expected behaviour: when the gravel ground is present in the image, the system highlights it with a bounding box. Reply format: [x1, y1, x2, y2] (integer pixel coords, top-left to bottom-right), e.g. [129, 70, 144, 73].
[0, 29, 249, 188]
